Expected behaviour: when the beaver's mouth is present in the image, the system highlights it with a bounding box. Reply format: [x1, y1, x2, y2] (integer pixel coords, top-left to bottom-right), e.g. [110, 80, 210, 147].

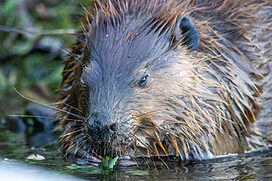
[77, 119, 186, 166]
[75, 146, 139, 166]
[80, 129, 136, 164]
[75, 146, 186, 167]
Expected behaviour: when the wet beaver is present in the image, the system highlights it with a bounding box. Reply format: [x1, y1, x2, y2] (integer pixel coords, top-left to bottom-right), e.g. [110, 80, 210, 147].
[56, 0, 272, 165]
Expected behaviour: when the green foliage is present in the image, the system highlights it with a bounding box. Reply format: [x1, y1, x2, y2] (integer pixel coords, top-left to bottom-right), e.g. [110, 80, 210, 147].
[99, 156, 119, 170]
[66, 164, 93, 170]
[1, 0, 17, 25]
[66, 156, 119, 175]
[11, 38, 37, 56]
[0, 0, 94, 97]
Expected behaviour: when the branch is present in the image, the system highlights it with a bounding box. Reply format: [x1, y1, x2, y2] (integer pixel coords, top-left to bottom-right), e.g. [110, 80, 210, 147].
[0, 25, 77, 35]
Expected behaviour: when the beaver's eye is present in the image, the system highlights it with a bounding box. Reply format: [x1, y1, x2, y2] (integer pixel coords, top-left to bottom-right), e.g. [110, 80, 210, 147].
[138, 75, 149, 87]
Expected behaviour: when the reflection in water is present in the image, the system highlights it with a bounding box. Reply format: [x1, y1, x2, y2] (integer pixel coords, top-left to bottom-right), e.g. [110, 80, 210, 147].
[0, 120, 271, 180]
[0, 161, 84, 181]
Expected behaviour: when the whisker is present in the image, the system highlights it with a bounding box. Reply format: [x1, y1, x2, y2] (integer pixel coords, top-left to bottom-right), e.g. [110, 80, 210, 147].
[79, 138, 88, 149]
[63, 103, 84, 114]
[13, 87, 85, 120]
[9, 114, 54, 119]
[60, 128, 84, 137]
[57, 118, 83, 122]
[158, 156, 169, 169]
[58, 47, 85, 68]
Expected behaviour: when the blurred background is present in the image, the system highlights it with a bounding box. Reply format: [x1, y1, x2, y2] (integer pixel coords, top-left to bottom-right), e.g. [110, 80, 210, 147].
[0, 0, 90, 117]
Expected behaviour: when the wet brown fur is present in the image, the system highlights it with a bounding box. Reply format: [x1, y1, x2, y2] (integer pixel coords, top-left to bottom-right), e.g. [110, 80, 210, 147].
[56, 0, 271, 162]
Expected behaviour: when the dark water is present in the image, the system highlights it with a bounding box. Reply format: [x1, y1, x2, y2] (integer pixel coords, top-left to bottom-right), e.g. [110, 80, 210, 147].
[0, 119, 271, 180]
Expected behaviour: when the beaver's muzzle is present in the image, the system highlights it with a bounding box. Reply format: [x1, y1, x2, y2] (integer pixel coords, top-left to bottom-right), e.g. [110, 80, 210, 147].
[87, 112, 117, 143]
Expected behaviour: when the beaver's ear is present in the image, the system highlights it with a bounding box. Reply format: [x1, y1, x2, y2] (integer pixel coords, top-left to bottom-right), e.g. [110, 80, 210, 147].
[172, 16, 199, 50]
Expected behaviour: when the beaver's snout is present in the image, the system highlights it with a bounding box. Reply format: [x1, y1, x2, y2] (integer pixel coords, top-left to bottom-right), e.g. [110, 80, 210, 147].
[87, 113, 117, 143]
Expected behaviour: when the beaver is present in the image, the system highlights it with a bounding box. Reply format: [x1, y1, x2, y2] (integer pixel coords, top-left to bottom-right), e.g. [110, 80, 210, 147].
[55, 0, 272, 165]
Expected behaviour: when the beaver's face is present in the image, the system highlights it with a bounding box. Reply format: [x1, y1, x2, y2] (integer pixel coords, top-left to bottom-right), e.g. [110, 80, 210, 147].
[59, 1, 263, 164]
[77, 15, 200, 158]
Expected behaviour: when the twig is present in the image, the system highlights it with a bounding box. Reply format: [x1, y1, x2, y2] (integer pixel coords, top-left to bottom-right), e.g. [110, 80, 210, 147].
[0, 25, 77, 35]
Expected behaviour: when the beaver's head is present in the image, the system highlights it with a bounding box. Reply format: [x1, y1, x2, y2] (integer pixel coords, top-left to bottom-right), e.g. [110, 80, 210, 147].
[58, 0, 260, 164]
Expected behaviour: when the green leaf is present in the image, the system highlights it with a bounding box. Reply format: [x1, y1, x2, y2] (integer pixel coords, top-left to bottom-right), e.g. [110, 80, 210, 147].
[99, 156, 119, 170]
[66, 164, 80, 170]
[108, 156, 119, 169]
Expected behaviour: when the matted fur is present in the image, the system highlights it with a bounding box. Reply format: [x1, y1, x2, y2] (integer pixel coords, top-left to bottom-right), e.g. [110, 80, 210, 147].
[56, 0, 270, 162]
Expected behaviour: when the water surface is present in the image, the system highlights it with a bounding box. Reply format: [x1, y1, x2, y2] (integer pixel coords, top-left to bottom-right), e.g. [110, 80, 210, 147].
[0, 119, 271, 180]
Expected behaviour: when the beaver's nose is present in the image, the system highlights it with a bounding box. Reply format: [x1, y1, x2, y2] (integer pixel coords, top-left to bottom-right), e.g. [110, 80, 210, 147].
[87, 113, 117, 143]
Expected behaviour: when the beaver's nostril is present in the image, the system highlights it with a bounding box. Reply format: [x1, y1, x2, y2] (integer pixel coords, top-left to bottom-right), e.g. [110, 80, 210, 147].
[109, 123, 117, 133]
[87, 112, 117, 143]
